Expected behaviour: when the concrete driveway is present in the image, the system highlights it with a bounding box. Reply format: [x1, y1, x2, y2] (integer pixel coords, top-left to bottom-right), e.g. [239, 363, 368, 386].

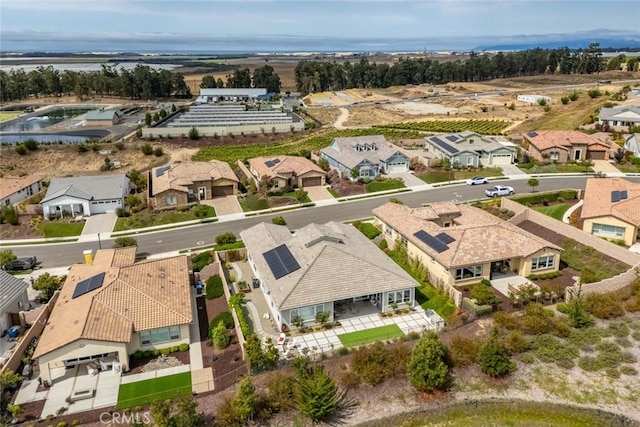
[81, 212, 118, 236]
[306, 186, 334, 201]
[592, 160, 623, 175]
[202, 196, 243, 216]
[500, 163, 529, 177]
[393, 172, 426, 187]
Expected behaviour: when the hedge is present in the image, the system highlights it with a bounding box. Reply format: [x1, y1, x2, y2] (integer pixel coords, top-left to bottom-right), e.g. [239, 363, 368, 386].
[353, 221, 382, 239]
[511, 190, 578, 206]
[205, 275, 224, 299]
[192, 251, 213, 272]
[229, 293, 251, 337]
[131, 343, 189, 359]
[210, 311, 234, 330]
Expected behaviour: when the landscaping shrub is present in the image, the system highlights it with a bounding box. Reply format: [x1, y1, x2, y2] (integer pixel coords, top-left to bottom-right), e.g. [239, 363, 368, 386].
[205, 275, 224, 299]
[378, 239, 388, 250]
[448, 335, 481, 367]
[229, 293, 250, 337]
[354, 222, 382, 239]
[584, 292, 624, 319]
[351, 342, 393, 385]
[216, 232, 237, 245]
[160, 347, 171, 356]
[476, 328, 516, 377]
[192, 204, 214, 218]
[211, 311, 234, 329]
[265, 372, 296, 412]
[15, 145, 27, 155]
[530, 334, 579, 365]
[213, 321, 230, 349]
[519, 304, 554, 335]
[192, 251, 212, 272]
[493, 312, 518, 330]
[470, 283, 500, 306]
[338, 370, 362, 390]
[170, 346, 179, 353]
[503, 331, 530, 354]
[620, 365, 639, 376]
[179, 343, 189, 352]
[407, 332, 449, 392]
[271, 216, 287, 226]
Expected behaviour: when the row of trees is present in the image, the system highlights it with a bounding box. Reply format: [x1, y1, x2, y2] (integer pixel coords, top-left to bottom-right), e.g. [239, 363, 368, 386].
[0, 64, 192, 102]
[200, 65, 282, 93]
[294, 44, 609, 94]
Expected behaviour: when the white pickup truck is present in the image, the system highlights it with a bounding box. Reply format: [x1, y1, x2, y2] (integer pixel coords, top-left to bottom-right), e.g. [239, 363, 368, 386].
[485, 185, 515, 198]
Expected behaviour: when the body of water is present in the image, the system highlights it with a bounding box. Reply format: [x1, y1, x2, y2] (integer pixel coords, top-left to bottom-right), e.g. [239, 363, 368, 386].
[0, 108, 90, 132]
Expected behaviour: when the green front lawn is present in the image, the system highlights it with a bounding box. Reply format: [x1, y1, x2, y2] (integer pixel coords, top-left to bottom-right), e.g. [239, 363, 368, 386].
[113, 205, 215, 232]
[240, 195, 269, 212]
[117, 372, 192, 409]
[533, 204, 572, 221]
[338, 324, 404, 347]
[36, 221, 85, 238]
[518, 164, 594, 174]
[615, 164, 640, 173]
[417, 167, 503, 184]
[365, 178, 405, 193]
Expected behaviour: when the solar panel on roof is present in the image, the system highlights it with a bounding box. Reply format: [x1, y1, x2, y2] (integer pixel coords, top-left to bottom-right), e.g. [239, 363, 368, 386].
[262, 244, 301, 280]
[435, 232, 455, 244]
[527, 131, 538, 138]
[413, 230, 449, 253]
[620, 190, 628, 200]
[611, 190, 621, 203]
[72, 272, 106, 299]
[430, 137, 459, 154]
[445, 135, 459, 142]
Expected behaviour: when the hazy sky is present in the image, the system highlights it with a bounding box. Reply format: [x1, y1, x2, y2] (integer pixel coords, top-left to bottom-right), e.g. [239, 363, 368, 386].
[1, 0, 639, 51]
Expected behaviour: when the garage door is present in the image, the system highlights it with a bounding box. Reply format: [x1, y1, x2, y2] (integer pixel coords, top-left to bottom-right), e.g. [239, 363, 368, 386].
[301, 176, 322, 187]
[211, 185, 235, 197]
[387, 162, 408, 173]
[90, 200, 121, 214]
[491, 154, 513, 165]
[588, 151, 606, 160]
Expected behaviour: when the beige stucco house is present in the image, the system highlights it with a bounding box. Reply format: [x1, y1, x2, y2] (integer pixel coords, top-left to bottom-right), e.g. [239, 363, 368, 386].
[0, 174, 43, 207]
[33, 248, 192, 385]
[523, 130, 610, 162]
[373, 202, 561, 288]
[581, 178, 640, 246]
[248, 155, 326, 190]
[149, 160, 239, 209]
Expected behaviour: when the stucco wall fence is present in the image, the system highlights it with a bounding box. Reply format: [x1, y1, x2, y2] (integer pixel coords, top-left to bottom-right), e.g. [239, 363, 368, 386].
[501, 197, 640, 300]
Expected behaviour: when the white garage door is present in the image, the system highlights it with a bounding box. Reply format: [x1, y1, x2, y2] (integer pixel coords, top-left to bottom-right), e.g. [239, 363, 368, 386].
[491, 154, 513, 165]
[90, 200, 121, 214]
[387, 162, 408, 173]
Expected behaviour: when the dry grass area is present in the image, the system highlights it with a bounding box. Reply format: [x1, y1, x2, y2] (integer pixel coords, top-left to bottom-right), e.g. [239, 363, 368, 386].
[0, 143, 168, 179]
[303, 107, 342, 126]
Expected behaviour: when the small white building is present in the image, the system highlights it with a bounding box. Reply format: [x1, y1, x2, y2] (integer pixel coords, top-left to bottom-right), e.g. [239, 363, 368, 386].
[196, 88, 267, 103]
[0, 175, 44, 207]
[42, 174, 130, 219]
[517, 94, 551, 104]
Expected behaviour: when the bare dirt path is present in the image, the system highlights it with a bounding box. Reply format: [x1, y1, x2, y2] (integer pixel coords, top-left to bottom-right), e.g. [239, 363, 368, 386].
[334, 107, 350, 129]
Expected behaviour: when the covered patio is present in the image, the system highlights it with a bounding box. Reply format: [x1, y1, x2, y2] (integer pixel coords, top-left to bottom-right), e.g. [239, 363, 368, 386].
[333, 293, 383, 321]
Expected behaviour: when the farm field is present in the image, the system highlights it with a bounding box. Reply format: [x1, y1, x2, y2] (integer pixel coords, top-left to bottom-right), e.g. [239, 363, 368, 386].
[376, 119, 511, 135]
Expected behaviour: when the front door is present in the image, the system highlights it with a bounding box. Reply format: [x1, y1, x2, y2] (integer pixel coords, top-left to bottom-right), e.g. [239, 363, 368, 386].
[574, 150, 582, 161]
[198, 187, 206, 200]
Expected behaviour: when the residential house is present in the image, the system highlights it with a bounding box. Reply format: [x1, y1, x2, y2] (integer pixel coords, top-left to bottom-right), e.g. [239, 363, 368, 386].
[580, 178, 640, 246]
[523, 130, 610, 162]
[624, 134, 640, 157]
[599, 106, 640, 128]
[240, 221, 419, 329]
[42, 174, 130, 219]
[149, 161, 239, 208]
[33, 247, 192, 385]
[320, 135, 409, 180]
[0, 174, 43, 207]
[85, 109, 123, 126]
[373, 201, 561, 288]
[248, 156, 326, 190]
[424, 131, 516, 167]
[0, 271, 29, 335]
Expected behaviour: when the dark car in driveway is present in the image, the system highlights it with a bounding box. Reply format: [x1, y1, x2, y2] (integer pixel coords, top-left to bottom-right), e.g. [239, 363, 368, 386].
[2, 256, 38, 271]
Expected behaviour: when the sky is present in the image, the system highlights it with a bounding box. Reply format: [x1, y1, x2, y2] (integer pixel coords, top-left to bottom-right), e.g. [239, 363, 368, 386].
[1, 0, 639, 52]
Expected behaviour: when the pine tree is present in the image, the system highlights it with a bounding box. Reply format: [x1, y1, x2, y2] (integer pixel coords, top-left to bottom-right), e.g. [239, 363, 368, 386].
[295, 366, 342, 422]
[476, 327, 516, 377]
[407, 332, 449, 392]
[233, 376, 258, 424]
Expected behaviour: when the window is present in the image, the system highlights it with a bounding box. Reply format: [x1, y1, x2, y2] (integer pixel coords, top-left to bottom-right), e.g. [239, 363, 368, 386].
[273, 180, 279, 188]
[531, 255, 555, 271]
[140, 325, 181, 346]
[387, 289, 412, 304]
[592, 223, 625, 238]
[455, 265, 483, 281]
[550, 152, 559, 161]
[385, 225, 395, 236]
[360, 169, 372, 177]
[290, 304, 325, 323]
[165, 195, 177, 205]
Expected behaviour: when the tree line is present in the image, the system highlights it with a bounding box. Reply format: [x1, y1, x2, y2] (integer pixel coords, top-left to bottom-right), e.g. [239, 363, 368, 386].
[0, 64, 192, 103]
[199, 64, 282, 93]
[294, 44, 611, 94]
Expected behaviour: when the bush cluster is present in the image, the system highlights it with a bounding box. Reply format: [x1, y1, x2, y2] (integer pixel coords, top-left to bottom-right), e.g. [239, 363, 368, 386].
[350, 342, 410, 385]
[229, 293, 250, 337]
[584, 292, 624, 319]
[131, 343, 189, 359]
[192, 251, 212, 272]
[205, 274, 224, 299]
[210, 311, 234, 330]
[216, 232, 237, 245]
[511, 190, 577, 206]
[352, 221, 382, 240]
[527, 271, 562, 280]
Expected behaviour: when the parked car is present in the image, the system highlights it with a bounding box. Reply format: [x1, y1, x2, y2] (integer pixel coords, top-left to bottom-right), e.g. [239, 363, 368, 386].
[485, 185, 515, 198]
[466, 176, 488, 185]
[2, 256, 38, 271]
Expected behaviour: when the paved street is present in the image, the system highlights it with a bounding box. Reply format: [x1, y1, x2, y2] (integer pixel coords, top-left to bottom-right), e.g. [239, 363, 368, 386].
[6, 176, 640, 267]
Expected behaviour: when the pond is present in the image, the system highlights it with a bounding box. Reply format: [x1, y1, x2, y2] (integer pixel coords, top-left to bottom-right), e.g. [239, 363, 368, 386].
[357, 400, 640, 427]
[0, 108, 90, 132]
